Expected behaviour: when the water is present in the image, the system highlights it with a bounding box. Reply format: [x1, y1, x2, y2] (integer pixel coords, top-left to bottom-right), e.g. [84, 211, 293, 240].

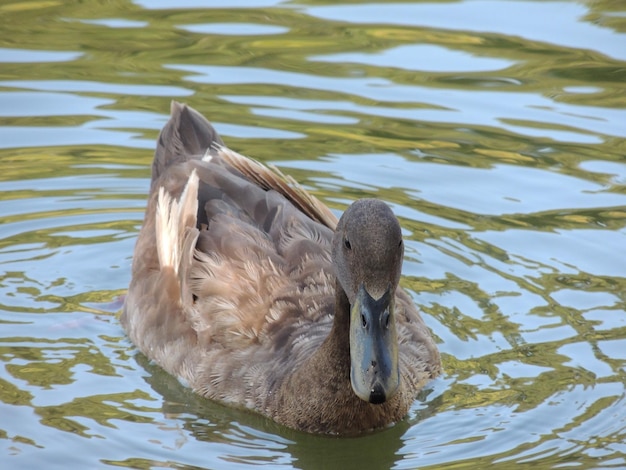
[1, 0, 625, 468]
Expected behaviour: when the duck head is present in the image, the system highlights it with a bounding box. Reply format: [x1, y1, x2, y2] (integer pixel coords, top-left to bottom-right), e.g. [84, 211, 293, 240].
[332, 199, 404, 405]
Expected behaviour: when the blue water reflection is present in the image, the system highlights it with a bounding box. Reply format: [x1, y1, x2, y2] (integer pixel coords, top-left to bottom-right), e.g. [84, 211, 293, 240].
[306, 1, 626, 61]
[312, 44, 516, 73]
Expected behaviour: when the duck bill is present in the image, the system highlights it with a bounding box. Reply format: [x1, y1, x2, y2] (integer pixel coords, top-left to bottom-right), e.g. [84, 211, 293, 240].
[349, 283, 400, 404]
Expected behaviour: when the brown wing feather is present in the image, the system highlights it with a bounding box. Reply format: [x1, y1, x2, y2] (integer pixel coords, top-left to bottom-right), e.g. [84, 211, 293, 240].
[216, 146, 338, 230]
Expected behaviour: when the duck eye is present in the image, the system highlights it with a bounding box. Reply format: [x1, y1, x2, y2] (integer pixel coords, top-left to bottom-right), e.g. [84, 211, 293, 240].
[344, 237, 352, 250]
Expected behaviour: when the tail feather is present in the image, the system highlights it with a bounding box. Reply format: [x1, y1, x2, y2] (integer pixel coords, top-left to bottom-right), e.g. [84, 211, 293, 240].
[152, 101, 224, 183]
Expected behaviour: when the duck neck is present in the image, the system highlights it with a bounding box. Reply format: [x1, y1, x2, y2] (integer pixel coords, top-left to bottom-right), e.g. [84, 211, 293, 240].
[300, 278, 352, 379]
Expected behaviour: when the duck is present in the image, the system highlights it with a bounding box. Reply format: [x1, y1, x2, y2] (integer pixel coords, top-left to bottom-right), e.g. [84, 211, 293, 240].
[121, 101, 441, 435]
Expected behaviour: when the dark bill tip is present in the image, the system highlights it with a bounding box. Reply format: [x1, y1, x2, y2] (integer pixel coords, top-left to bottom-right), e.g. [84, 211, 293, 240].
[369, 382, 387, 405]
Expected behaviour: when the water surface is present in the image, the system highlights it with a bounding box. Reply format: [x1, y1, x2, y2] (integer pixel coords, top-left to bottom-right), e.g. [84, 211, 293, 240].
[1, 0, 625, 468]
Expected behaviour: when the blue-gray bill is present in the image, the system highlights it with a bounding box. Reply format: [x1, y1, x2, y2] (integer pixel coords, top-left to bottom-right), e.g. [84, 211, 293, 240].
[349, 283, 400, 404]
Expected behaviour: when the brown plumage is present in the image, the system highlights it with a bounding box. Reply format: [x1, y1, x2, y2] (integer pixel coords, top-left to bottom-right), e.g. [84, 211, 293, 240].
[121, 101, 441, 434]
